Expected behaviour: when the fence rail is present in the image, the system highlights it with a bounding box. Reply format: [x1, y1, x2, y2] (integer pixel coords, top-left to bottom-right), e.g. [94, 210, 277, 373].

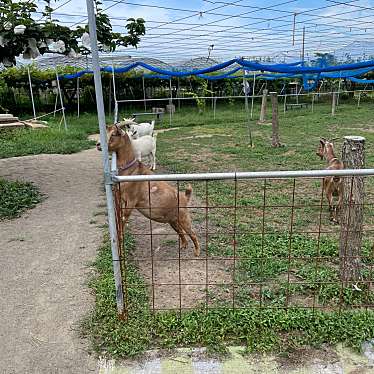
[114, 168, 374, 182]
[115, 89, 374, 104]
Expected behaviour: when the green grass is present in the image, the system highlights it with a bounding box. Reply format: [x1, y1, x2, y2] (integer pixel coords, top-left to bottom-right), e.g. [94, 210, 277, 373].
[83, 233, 374, 358]
[0, 113, 102, 158]
[0, 178, 42, 219]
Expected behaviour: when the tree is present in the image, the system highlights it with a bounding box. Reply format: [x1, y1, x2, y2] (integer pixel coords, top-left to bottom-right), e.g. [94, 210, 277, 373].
[0, 0, 145, 66]
[311, 52, 337, 67]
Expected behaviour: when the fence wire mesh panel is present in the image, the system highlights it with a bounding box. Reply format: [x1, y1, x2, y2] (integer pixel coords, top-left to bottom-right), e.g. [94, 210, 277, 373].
[113, 172, 374, 316]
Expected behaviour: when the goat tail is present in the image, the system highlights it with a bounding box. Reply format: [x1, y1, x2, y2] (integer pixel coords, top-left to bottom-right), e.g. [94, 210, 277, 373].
[185, 184, 193, 203]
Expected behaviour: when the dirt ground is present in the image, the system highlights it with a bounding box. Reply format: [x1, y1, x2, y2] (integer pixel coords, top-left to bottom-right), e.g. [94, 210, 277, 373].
[128, 201, 233, 311]
[0, 149, 106, 374]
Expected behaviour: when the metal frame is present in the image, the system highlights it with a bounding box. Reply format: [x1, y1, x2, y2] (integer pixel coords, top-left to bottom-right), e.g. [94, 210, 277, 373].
[85, 0, 125, 317]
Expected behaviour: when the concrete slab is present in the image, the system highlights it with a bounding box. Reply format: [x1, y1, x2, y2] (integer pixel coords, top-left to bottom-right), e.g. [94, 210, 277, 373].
[97, 345, 374, 374]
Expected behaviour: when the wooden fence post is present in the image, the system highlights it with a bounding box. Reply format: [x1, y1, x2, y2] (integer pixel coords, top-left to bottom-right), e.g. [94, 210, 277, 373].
[339, 136, 365, 284]
[331, 92, 337, 116]
[258, 89, 268, 123]
[270, 92, 282, 147]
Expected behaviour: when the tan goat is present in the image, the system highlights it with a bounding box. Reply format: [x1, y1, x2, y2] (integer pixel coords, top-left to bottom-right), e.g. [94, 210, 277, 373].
[98, 124, 201, 256]
[316, 138, 344, 223]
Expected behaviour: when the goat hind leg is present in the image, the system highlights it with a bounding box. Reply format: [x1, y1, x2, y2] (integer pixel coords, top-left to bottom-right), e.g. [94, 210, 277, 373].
[170, 221, 188, 249]
[179, 219, 200, 257]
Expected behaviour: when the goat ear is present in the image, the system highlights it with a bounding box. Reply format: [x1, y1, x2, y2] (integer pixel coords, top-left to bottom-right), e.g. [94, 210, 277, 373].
[320, 138, 326, 145]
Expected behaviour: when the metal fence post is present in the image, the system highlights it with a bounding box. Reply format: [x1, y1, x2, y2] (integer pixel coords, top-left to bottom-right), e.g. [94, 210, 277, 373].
[85, 0, 125, 317]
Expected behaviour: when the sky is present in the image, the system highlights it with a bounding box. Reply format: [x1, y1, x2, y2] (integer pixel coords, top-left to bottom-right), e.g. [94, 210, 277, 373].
[34, 0, 374, 63]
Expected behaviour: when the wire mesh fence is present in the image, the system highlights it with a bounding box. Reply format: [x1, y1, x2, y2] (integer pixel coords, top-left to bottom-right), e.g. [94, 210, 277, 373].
[113, 170, 374, 317]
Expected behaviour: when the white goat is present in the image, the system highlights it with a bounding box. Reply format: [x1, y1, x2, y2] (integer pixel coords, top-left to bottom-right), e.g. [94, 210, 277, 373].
[121, 118, 154, 139]
[126, 130, 157, 170]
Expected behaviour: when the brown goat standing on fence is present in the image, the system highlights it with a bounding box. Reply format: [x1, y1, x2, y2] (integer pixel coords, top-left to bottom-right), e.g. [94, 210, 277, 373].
[316, 138, 344, 223]
[97, 124, 201, 256]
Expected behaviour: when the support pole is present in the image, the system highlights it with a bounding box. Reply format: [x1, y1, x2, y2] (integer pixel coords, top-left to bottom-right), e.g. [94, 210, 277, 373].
[296, 82, 299, 104]
[357, 91, 361, 108]
[332, 92, 337, 116]
[108, 74, 112, 116]
[243, 70, 249, 112]
[27, 66, 36, 119]
[258, 88, 268, 123]
[339, 136, 365, 284]
[168, 78, 173, 126]
[270, 92, 282, 147]
[337, 73, 342, 107]
[211, 81, 214, 109]
[301, 26, 306, 63]
[55, 68, 67, 131]
[311, 92, 315, 113]
[112, 64, 118, 123]
[114, 101, 119, 124]
[283, 93, 287, 114]
[53, 91, 58, 118]
[142, 76, 147, 112]
[243, 70, 253, 147]
[213, 97, 217, 120]
[77, 77, 80, 118]
[85, 0, 125, 317]
[250, 73, 256, 120]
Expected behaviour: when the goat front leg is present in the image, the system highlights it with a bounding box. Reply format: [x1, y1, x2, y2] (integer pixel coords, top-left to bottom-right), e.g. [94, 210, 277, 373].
[325, 184, 335, 222]
[334, 185, 343, 224]
[121, 200, 135, 226]
[151, 152, 156, 171]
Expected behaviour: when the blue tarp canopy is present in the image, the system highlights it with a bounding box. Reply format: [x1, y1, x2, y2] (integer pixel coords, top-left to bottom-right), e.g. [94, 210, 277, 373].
[59, 57, 374, 91]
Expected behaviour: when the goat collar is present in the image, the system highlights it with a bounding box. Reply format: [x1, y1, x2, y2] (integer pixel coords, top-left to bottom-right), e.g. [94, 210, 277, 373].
[117, 159, 138, 172]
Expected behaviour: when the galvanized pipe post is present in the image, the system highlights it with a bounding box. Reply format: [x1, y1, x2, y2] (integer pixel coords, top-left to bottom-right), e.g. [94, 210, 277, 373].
[85, 0, 125, 317]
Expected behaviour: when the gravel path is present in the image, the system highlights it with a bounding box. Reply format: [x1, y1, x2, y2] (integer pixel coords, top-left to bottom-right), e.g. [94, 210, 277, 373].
[0, 149, 105, 374]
